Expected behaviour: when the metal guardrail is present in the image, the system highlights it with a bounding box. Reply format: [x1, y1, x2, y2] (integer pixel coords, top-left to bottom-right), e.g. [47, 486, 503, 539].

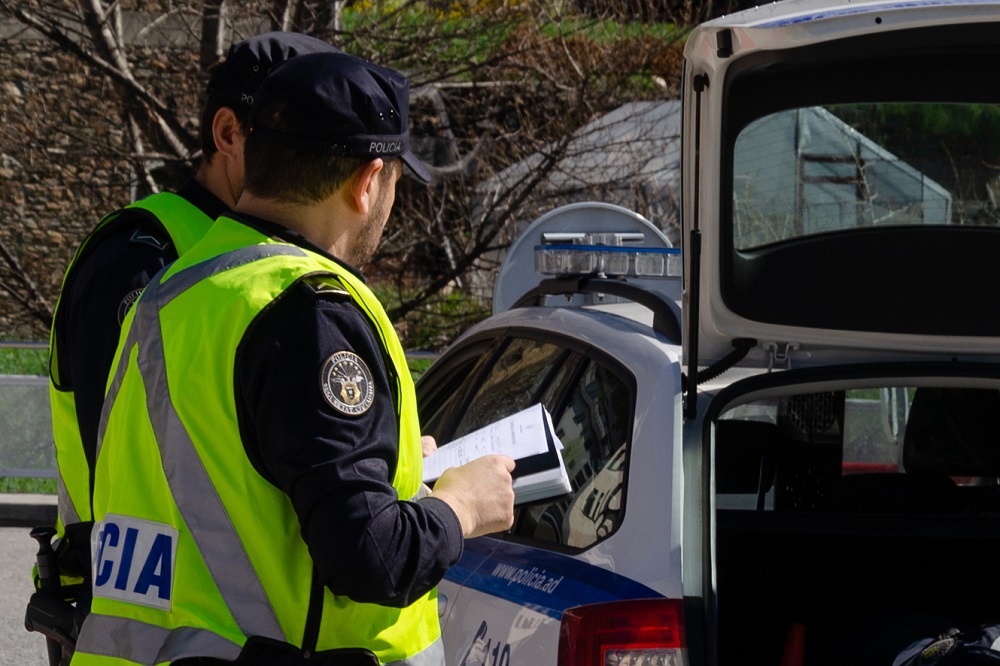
[0, 341, 440, 480]
[0, 374, 55, 479]
[0, 341, 47, 350]
[0, 341, 53, 479]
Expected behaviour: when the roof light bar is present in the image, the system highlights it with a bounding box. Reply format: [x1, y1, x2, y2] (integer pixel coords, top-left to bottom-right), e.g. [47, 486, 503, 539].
[535, 244, 681, 278]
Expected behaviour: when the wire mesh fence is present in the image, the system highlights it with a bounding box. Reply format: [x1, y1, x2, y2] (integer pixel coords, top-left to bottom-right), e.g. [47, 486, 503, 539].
[0, 375, 55, 479]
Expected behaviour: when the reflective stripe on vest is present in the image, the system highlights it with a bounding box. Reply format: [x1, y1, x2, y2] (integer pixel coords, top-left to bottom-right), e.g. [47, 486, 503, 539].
[74, 615, 444, 666]
[74, 615, 243, 663]
[110, 245, 304, 641]
[386, 639, 445, 666]
[49, 192, 214, 529]
[78, 226, 437, 665]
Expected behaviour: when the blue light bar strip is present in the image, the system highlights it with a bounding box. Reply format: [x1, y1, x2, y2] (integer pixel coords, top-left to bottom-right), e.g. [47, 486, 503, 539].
[535, 244, 681, 255]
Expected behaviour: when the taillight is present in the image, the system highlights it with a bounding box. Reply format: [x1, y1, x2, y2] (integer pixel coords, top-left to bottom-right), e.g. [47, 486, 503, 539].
[558, 598, 686, 666]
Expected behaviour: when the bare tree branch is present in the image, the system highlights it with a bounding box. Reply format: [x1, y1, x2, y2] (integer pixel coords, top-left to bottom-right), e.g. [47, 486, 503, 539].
[0, 239, 52, 328]
[1, 0, 198, 158]
[80, 0, 194, 161]
[199, 0, 227, 71]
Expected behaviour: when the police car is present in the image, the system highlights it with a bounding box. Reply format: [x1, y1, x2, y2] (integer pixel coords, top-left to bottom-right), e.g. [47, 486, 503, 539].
[415, 1, 1000, 664]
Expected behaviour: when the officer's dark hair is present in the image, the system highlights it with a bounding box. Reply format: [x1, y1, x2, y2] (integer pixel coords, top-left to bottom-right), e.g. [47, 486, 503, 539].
[244, 99, 396, 203]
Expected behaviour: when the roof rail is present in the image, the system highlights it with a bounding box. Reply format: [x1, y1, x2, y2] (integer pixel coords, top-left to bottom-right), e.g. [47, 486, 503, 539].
[511, 275, 682, 344]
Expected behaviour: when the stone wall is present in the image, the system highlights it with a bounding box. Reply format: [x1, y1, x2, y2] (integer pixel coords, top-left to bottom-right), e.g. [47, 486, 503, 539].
[0, 14, 205, 340]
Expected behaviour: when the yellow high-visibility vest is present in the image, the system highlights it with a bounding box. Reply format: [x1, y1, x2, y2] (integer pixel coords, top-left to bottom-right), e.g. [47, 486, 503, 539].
[49, 192, 213, 534]
[72, 215, 440, 666]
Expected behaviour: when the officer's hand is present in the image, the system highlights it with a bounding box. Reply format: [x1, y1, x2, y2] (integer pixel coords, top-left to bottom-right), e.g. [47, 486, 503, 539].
[421, 435, 438, 458]
[429, 455, 515, 538]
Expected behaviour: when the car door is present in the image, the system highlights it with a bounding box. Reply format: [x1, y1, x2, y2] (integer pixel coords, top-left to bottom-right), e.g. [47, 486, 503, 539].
[417, 325, 660, 665]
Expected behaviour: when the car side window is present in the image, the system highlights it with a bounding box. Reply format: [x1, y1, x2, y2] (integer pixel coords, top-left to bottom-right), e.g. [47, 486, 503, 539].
[417, 342, 497, 439]
[513, 359, 632, 550]
[421, 333, 634, 551]
[451, 338, 573, 439]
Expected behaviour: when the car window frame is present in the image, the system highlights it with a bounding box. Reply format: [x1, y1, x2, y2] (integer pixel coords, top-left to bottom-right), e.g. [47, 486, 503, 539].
[417, 322, 640, 554]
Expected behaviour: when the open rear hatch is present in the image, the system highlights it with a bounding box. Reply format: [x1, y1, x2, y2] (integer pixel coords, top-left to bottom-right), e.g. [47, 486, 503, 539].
[683, 0, 1000, 398]
[682, 2, 1000, 664]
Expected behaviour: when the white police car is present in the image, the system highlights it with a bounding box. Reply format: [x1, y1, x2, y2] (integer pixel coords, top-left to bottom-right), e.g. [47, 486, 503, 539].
[416, 1, 1000, 664]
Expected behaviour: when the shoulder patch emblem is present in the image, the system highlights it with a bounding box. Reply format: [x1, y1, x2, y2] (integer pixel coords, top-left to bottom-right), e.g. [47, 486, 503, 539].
[129, 228, 171, 251]
[321, 351, 375, 416]
[304, 278, 349, 297]
[117, 288, 144, 326]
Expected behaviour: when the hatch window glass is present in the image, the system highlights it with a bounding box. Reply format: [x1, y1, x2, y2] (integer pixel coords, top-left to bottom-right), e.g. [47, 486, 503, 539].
[733, 103, 1000, 250]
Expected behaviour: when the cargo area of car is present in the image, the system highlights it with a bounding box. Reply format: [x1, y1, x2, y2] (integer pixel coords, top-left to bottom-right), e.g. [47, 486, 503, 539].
[713, 387, 1000, 666]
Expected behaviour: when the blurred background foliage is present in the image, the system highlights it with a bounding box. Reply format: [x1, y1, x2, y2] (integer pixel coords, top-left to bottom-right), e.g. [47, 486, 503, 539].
[0, 0, 749, 350]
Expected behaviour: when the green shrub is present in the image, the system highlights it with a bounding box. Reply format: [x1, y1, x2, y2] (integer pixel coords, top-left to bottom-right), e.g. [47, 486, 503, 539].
[0, 477, 56, 494]
[0, 345, 48, 375]
[375, 285, 491, 352]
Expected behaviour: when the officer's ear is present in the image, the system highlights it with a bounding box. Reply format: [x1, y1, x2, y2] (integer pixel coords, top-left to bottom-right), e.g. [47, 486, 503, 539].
[211, 107, 244, 164]
[351, 158, 385, 216]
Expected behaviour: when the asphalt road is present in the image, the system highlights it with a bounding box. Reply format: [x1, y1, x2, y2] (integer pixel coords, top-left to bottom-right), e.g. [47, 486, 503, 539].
[1, 525, 49, 665]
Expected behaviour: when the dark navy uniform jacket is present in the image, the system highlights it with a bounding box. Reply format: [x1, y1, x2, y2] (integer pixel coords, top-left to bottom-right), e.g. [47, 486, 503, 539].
[228, 212, 464, 608]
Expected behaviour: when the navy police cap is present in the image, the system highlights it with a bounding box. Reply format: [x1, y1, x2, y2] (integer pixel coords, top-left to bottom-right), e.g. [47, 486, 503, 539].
[207, 32, 339, 108]
[247, 51, 432, 184]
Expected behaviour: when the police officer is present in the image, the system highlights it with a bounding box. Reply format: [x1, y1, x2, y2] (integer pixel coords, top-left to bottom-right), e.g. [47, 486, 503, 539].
[45, 32, 339, 585]
[71, 51, 516, 665]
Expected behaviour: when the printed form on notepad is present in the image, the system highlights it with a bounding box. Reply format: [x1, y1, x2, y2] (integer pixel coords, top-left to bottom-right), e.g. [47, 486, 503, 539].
[422, 403, 563, 483]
